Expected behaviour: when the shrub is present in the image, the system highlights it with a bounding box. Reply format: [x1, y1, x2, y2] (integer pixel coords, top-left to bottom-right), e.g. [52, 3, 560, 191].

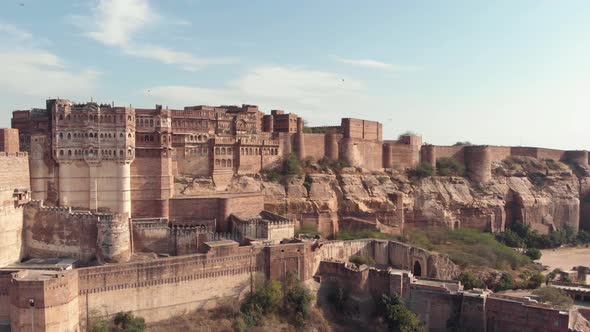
[494, 272, 515, 292]
[436, 157, 465, 176]
[349, 255, 376, 266]
[544, 158, 561, 170]
[525, 272, 545, 289]
[318, 156, 349, 172]
[377, 294, 424, 332]
[577, 229, 590, 243]
[284, 281, 314, 327]
[324, 282, 350, 315]
[295, 225, 321, 236]
[457, 272, 485, 290]
[525, 247, 542, 260]
[532, 287, 574, 309]
[333, 229, 396, 241]
[113, 312, 146, 332]
[282, 153, 303, 176]
[407, 162, 435, 180]
[495, 229, 524, 248]
[241, 281, 282, 317]
[377, 176, 390, 184]
[88, 315, 109, 332]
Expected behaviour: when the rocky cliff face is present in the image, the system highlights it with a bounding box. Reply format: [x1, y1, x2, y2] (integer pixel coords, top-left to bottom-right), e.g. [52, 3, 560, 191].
[175, 157, 588, 235]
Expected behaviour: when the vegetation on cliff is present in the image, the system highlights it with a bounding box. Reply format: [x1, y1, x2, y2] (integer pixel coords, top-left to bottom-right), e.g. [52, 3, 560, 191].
[233, 276, 327, 331]
[407, 162, 435, 180]
[496, 222, 590, 250]
[436, 157, 465, 176]
[532, 286, 574, 309]
[407, 228, 531, 270]
[322, 281, 424, 332]
[89, 311, 146, 332]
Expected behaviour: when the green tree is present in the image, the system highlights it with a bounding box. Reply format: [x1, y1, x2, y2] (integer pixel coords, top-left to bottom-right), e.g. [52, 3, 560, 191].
[436, 157, 465, 176]
[407, 162, 435, 180]
[526, 272, 545, 289]
[525, 248, 542, 260]
[495, 273, 515, 291]
[457, 272, 485, 290]
[282, 153, 303, 176]
[532, 287, 574, 309]
[349, 255, 376, 266]
[495, 229, 525, 248]
[113, 312, 146, 332]
[285, 282, 314, 327]
[378, 294, 424, 332]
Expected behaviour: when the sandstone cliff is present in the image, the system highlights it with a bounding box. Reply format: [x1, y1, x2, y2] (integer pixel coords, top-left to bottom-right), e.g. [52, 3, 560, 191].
[175, 157, 588, 235]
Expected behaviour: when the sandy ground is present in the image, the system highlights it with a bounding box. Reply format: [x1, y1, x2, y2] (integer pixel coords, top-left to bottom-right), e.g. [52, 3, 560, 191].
[538, 247, 590, 271]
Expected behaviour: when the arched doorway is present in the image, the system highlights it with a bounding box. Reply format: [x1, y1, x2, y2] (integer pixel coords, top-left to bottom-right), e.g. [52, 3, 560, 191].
[413, 261, 422, 277]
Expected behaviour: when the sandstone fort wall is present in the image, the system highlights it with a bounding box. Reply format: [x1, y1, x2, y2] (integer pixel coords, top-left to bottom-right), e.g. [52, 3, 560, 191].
[168, 193, 263, 232]
[0, 191, 25, 267]
[23, 204, 99, 263]
[77, 248, 266, 324]
[0, 152, 30, 267]
[10, 270, 80, 332]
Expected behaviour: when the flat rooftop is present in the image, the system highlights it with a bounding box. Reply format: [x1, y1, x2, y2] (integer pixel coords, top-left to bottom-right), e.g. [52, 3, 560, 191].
[13, 269, 67, 281]
[0, 258, 76, 272]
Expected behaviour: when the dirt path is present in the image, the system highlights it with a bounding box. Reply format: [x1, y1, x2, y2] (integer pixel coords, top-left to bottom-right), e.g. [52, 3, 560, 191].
[538, 247, 590, 271]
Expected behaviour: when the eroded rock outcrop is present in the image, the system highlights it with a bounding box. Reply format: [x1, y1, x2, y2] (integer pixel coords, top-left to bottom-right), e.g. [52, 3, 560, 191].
[175, 158, 588, 235]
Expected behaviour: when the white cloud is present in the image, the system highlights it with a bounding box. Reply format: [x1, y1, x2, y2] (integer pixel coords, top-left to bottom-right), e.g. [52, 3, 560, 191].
[86, 0, 154, 47]
[124, 44, 236, 71]
[336, 57, 410, 71]
[0, 23, 33, 41]
[80, 0, 228, 71]
[0, 23, 99, 105]
[144, 66, 375, 124]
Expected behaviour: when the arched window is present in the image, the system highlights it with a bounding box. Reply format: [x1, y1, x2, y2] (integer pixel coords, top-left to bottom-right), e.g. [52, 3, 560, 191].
[149, 135, 154, 142]
[215, 147, 220, 155]
[59, 133, 63, 139]
[144, 135, 149, 142]
[221, 159, 227, 167]
[140, 119, 144, 126]
[249, 148, 253, 155]
[150, 119, 154, 127]
[68, 150, 71, 156]
[228, 159, 232, 167]
[221, 147, 226, 155]
[128, 148, 132, 155]
[66, 115, 71, 120]
[128, 116, 132, 121]
[128, 133, 132, 138]
[59, 114, 63, 120]
[94, 133, 98, 138]
[215, 159, 220, 166]
[413, 261, 422, 277]
[120, 133, 124, 138]
[60, 150, 64, 156]
[67, 133, 71, 139]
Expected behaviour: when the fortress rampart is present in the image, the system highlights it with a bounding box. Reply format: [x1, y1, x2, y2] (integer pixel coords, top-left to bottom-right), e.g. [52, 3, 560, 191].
[0, 142, 30, 267]
[421, 144, 590, 183]
[23, 200, 131, 264]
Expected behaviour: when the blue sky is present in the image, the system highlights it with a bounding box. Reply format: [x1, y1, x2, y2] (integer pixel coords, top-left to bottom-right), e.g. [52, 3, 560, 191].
[1, 0, 589, 149]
